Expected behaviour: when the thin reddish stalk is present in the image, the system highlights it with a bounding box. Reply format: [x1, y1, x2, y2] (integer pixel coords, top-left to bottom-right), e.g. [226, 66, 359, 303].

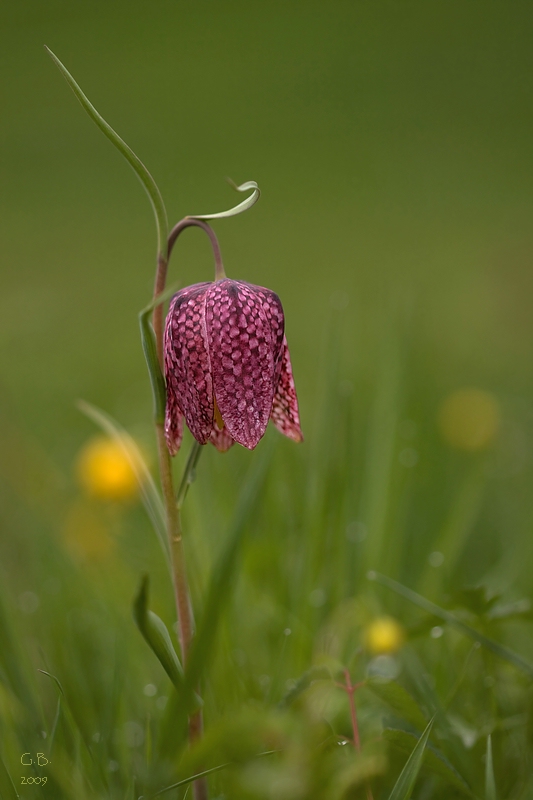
[343, 670, 374, 800]
[344, 669, 361, 751]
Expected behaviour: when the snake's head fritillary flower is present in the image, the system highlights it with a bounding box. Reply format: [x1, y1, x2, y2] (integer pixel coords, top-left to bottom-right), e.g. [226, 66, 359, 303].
[164, 278, 303, 454]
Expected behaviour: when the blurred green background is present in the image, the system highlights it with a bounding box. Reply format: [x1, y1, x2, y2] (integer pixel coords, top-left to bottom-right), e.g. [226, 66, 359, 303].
[2, 2, 533, 798]
[4, 0, 533, 445]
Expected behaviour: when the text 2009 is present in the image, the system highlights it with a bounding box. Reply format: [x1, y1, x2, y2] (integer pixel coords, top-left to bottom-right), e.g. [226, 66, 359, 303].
[21, 777, 48, 785]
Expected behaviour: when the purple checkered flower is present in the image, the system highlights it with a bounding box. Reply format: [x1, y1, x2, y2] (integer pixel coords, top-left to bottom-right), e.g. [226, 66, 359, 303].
[164, 278, 303, 454]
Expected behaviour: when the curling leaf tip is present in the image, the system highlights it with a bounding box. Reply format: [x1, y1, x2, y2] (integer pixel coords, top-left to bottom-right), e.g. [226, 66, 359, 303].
[190, 179, 261, 221]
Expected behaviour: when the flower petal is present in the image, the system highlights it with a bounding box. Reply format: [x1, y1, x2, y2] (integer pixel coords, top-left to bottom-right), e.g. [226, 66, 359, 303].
[270, 336, 303, 442]
[164, 396, 184, 456]
[206, 279, 285, 449]
[209, 426, 235, 452]
[164, 283, 215, 449]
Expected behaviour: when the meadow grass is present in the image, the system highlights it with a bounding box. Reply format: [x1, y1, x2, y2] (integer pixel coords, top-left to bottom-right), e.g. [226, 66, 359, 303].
[0, 303, 532, 800]
[3, 4, 533, 798]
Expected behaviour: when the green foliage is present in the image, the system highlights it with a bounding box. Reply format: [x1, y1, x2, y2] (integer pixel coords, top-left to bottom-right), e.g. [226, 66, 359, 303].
[485, 735, 497, 800]
[383, 728, 472, 796]
[2, 305, 533, 797]
[386, 717, 433, 800]
[133, 575, 183, 691]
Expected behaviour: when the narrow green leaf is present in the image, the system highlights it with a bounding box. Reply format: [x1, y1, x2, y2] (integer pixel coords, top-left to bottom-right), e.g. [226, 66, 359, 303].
[150, 762, 229, 797]
[365, 677, 428, 733]
[133, 575, 183, 691]
[48, 696, 62, 754]
[45, 46, 168, 257]
[368, 572, 533, 679]
[37, 668, 92, 765]
[77, 400, 170, 566]
[37, 669, 65, 696]
[150, 750, 278, 797]
[0, 751, 19, 800]
[139, 308, 167, 425]
[138, 282, 181, 426]
[387, 717, 434, 800]
[384, 728, 473, 797]
[485, 735, 497, 800]
[190, 179, 260, 220]
[401, 648, 471, 777]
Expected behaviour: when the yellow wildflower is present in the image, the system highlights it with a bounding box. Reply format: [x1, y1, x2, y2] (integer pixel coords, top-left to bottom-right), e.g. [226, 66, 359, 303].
[364, 616, 405, 655]
[76, 436, 139, 500]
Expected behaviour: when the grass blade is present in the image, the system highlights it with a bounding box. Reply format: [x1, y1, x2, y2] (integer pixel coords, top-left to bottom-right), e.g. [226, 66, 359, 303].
[387, 717, 434, 800]
[0, 751, 19, 800]
[485, 735, 497, 800]
[77, 400, 170, 566]
[360, 324, 401, 573]
[384, 728, 473, 797]
[37, 668, 65, 696]
[45, 47, 168, 258]
[150, 762, 229, 797]
[368, 572, 533, 679]
[150, 750, 277, 797]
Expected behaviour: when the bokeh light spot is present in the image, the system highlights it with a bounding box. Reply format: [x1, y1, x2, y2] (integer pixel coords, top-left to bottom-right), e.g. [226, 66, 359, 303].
[76, 436, 139, 500]
[364, 616, 405, 655]
[438, 388, 500, 452]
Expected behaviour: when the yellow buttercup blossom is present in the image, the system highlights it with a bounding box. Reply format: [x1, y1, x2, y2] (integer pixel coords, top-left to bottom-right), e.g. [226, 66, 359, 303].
[77, 436, 139, 500]
[364, 616, 405, 655]
[438, 388, 500, 452]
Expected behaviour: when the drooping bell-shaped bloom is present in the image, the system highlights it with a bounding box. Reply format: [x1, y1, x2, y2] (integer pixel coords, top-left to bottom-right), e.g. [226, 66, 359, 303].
[164, 278, 303, 455]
